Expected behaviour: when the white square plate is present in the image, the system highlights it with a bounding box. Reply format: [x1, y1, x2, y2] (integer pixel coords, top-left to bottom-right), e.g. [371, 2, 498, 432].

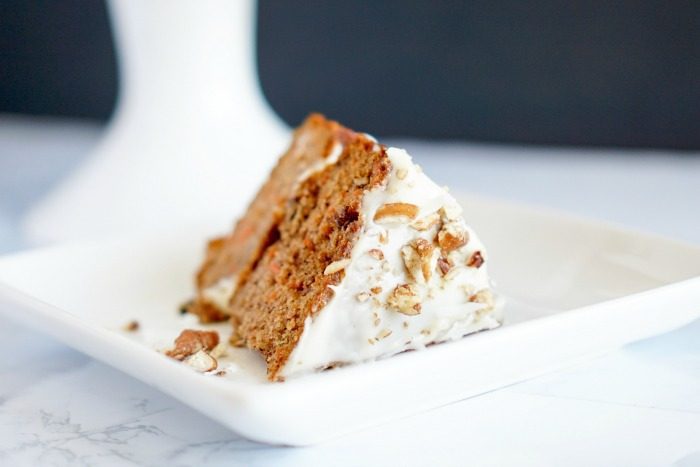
[1, 195, 699, 446]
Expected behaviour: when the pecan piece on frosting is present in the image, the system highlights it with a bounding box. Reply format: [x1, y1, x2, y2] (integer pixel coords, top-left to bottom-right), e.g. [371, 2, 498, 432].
[437, 256, 452, 276]
[373, 203, 419, 223]
[401, 238, 435, 283]
[437, 221, 469, 253]
[411, 212, 441, 231]
[166, 329, 220, 361]
[467, 251, 484, 268]
[386, 283, 422, 315]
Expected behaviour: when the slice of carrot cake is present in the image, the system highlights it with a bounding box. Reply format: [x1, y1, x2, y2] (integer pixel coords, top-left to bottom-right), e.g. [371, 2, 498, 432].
[189, 114, 503, 381]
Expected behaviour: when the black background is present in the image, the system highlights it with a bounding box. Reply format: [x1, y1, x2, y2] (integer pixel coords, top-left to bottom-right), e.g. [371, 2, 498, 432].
[1, 0, 699, 149]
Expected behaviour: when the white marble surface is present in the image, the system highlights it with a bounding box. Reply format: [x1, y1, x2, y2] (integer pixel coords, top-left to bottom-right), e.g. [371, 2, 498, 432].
[1, 115, 699, 466]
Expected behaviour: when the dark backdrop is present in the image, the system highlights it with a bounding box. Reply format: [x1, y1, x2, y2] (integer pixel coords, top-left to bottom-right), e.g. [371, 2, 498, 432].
[1, 0, 699, 149]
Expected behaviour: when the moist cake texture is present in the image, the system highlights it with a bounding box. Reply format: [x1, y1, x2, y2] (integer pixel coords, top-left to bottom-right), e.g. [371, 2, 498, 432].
[190, 114, 502, 381]
[189, 114, 356, 322]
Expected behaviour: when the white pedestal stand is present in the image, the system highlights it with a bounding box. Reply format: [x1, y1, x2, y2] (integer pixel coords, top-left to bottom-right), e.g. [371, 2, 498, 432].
[23, 0, 288, 243]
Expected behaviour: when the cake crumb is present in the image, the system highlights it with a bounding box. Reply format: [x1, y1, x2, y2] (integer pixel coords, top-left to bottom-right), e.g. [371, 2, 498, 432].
[123, 320, 139, 332]
[370, 286, 382, 294]
[379, 230, 389, 244]
[178, 300, 192, 315]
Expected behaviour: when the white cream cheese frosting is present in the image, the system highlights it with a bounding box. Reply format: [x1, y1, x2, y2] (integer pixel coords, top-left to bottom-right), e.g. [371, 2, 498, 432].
[296, 141, 344, 185]
[280, 147, 503, 378]
[201, 275, 237, 312]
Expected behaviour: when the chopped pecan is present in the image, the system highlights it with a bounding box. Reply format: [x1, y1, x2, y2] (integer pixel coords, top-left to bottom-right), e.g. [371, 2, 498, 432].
[166, 329, 220, 361]
[373, 203, 419, 223]
[437, 256, 452, 276]
[437, 221, 469, 253]
[386, 283, 422, 315]
[401, 238, 435, 283]
[467, 251, 484, 268]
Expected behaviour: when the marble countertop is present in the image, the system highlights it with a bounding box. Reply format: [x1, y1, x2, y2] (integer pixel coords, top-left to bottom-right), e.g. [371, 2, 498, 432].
[1, 115, 699, 466]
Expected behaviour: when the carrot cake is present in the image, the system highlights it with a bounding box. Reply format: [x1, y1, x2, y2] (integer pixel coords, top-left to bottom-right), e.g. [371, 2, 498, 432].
[187, 114, 503, 381]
